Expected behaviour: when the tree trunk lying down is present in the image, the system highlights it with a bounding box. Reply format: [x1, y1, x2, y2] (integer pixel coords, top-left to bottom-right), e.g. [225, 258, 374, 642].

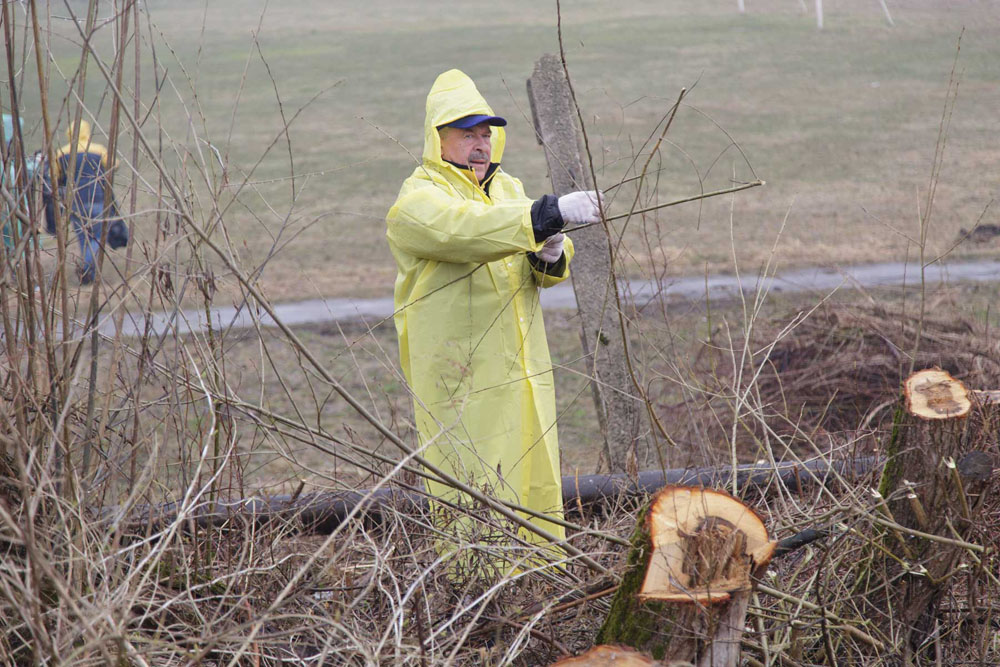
[116, 456, 877, 536]
[596, 486, 776, 666]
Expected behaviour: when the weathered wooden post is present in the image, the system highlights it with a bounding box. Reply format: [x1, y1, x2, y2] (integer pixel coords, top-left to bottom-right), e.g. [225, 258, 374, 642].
[527, 54, 641, 473]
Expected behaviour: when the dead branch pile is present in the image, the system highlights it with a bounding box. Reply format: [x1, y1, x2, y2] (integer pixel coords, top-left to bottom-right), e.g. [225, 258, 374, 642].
[760, 373, 1000, 665]
[5, 0, 1000, 661]
[662, 303, 1000, 458]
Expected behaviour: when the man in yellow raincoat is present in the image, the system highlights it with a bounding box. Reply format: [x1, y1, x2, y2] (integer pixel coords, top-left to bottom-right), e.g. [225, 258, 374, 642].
[386, 69, 601, 562]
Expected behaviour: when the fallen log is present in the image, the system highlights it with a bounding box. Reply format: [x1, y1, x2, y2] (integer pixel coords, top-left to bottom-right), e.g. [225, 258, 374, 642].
[113, 456, 877, 536]
[595, 486, 776, 666]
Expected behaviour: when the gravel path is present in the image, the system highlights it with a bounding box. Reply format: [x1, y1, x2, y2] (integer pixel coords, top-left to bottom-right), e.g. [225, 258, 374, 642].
[98, 259, 1000, 338]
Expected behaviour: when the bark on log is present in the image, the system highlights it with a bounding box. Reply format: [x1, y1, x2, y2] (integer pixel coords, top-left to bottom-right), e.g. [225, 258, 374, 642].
[527, 53, 641, 473]
[116, 456, 876, 536]
[874, 369, 996, 660]
[596, 486, 775, 666]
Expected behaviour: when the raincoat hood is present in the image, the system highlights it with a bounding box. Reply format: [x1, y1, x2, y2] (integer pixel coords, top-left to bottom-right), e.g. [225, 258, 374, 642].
[423, 69, 506, 167]
[54, 118, 112, 180]
[67, 120, 91, 145]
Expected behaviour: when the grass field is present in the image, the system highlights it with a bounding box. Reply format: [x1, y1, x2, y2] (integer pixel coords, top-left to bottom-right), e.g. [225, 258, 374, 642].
[13, 0, 1000, 302]
[7, 4, 1000, 661]
[8, 0, 1000, 484]
[123, 279, 996, 494]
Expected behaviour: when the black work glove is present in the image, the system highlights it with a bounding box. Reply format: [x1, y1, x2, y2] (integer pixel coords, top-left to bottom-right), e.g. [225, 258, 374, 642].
[530, 194, 564, 242]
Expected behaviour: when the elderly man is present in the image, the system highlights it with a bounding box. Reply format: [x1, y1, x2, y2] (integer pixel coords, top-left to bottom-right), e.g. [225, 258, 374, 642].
[386, 69, 601, 560]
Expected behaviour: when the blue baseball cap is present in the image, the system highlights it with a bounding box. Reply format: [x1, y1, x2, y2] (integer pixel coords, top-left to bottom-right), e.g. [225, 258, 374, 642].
[440, 114, 507, 129]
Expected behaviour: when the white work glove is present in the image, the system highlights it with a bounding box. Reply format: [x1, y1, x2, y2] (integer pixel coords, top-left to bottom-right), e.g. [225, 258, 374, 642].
[557, 190, 602, 225]
[534, 232, 564, 263]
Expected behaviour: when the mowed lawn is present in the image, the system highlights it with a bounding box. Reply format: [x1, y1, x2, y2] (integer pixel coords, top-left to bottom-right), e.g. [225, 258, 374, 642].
[16, 0, 1000, 303]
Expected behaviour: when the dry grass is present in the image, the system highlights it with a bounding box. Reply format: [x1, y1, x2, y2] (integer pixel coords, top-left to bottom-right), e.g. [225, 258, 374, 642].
[657, 299, 1000, 463]
[3, 0, 1000, 664]
[4, 345, 998, 664]
[7, 0, 1000, 302]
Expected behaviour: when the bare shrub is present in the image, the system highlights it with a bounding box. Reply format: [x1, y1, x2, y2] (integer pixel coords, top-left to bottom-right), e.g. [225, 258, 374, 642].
[2, 2, 997, 664]
[656, 301, 1000, 464]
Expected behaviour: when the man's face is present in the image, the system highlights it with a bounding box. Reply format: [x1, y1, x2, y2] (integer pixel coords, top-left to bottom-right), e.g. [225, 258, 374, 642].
[439, 123, 493, 181]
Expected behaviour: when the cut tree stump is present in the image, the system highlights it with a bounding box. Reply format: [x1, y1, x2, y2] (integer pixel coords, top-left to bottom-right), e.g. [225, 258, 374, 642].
[873, 368, 996, 660]
[596, 486, 775, 666]
[550, 644, 661, 665]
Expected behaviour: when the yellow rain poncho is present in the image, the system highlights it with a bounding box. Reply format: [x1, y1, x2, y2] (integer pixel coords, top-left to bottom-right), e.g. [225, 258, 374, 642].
[386, 69, 573, 549]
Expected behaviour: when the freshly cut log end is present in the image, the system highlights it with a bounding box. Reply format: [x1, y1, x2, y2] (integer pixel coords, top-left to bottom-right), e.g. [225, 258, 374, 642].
[904, 369, 971, 420]
[550, 645, 659, 665]
[639, 486, 774, 604]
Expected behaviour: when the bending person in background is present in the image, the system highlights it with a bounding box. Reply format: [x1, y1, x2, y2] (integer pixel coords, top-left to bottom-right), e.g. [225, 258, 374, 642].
[385, 69, 601, 576]
[44, 119, 128, 284]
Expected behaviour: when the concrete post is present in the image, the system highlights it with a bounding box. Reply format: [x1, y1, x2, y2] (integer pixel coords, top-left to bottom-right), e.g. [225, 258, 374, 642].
[527, 54, 641, 473]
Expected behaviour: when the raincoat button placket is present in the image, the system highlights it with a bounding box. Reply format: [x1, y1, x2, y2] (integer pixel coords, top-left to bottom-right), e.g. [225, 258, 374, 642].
[510, 268, 533, 376]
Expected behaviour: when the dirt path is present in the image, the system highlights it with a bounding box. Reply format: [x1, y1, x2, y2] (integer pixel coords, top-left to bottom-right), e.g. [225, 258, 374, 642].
[98, 260, 1000, 338]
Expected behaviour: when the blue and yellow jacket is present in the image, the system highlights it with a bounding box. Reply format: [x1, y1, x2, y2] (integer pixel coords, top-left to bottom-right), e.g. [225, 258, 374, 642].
[44, 120, 115, 225]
